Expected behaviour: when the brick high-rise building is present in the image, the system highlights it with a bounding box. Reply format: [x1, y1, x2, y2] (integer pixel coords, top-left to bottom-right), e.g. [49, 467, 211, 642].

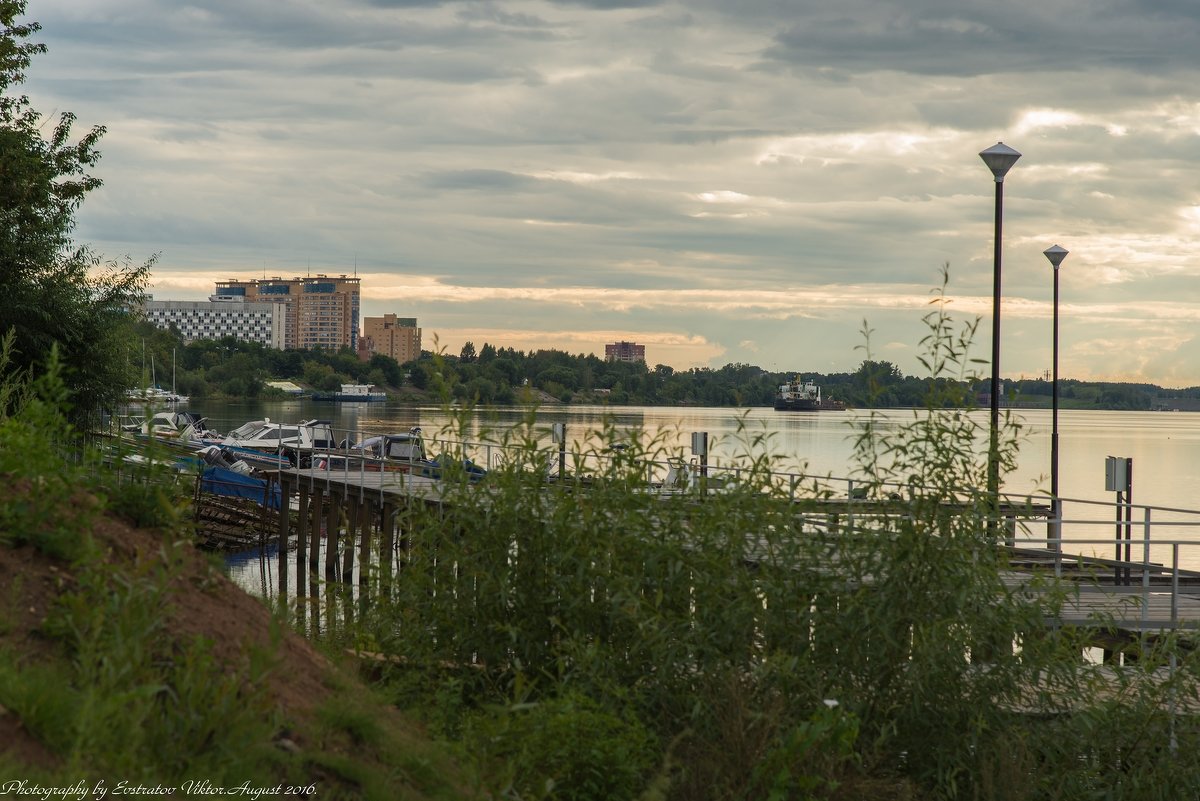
[214, 275, 361, 351]
[362, 314, 422, 364]
[605, 341, 645, 363]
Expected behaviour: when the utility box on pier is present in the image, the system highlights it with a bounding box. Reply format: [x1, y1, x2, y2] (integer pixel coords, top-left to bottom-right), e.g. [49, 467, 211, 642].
[1105, 456, 1131, 493]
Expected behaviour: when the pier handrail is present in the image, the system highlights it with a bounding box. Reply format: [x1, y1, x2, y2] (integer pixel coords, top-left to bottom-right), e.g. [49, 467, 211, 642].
[197, 415, 1200, 635]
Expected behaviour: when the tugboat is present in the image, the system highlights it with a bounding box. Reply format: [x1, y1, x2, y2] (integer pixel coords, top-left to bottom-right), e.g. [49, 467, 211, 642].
[773, 377, 847, 411]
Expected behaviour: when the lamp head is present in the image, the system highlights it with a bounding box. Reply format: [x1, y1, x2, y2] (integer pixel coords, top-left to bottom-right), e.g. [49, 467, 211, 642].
[1043, 244, 1069, 270]
[980, 142, 1022, 182]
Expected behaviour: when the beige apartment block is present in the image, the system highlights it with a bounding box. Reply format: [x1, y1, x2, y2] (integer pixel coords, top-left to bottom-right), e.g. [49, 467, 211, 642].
[605, 341, 645, 363]
[214, 275, 361, 351]
[363, 314, 422, 364]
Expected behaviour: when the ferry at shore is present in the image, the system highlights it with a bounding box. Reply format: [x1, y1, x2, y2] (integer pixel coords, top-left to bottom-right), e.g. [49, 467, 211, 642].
[310, 383, 387, 402]
[773, 377, 847, 412]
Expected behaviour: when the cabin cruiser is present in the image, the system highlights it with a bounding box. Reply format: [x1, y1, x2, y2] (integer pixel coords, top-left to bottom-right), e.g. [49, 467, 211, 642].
[121, 411, 222, 445]
[341, 427, 434, 474]
[222, 418, 336, 451]
[351, 427, 429, 468]
[344, 427, 486, 482]
[218, 418, 337, 470]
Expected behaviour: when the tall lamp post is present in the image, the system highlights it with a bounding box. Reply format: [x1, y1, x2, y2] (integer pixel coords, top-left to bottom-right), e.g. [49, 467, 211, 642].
[979, 142, 1022, 514]
[1044, 244, 1069, 550]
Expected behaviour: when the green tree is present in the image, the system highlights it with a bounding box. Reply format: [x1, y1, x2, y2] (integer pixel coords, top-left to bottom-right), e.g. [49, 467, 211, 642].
[459, 341, 477, 363]
[368, 353, 403, 386]
[0, 2, 150, 420]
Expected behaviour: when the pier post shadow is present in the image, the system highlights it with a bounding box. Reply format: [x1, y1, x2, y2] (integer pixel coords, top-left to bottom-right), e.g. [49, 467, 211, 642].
[310, 489, 323, 574]
[296, 484, 309, 630]
[276, 478, 292, 605]
[380, 502, 396, 600]
[342, 495, 359, 583]
[358, 498, 374, 616]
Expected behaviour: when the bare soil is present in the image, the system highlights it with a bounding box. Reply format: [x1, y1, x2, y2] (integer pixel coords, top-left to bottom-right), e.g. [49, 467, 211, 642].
[0, 482, 467, 796]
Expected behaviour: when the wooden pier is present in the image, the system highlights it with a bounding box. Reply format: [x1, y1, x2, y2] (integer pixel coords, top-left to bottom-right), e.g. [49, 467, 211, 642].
[227, 464, 1200, 660]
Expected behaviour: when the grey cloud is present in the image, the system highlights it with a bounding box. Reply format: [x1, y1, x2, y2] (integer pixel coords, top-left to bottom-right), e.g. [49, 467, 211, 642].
[25, 0, 1200, 380]
[455, 5, 554, 28]
[761, 2, 1200, 76]
[364, 0, 447, 6]
[419, 169, 545, 192]
[548, 0, 662, 7]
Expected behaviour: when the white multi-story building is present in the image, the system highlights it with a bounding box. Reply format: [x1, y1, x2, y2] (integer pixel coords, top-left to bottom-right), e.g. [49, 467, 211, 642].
[143, 296, 286, 348]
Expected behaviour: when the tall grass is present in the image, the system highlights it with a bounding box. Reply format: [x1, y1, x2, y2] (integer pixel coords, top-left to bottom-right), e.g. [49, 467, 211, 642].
[348, 278, 1200, 800]
[0, 332, 473, 797]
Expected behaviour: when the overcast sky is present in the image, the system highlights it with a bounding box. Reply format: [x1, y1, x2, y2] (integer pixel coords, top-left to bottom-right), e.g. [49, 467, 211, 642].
[20, 0, 1200, 384]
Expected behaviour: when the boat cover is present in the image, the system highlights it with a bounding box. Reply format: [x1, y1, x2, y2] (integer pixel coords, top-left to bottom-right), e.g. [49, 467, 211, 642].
[200, 466, 281, 510]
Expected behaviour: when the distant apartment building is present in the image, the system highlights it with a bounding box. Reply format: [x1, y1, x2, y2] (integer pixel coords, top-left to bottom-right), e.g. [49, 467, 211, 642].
[361, 314, 422, 364]
[214, 275, 361, 351]
[605, 341, 646, 363]
[143, 296, 286, 348]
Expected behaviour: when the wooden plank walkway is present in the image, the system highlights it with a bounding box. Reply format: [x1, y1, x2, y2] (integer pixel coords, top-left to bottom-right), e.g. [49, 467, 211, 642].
[1004, 569, 1200, 631]
[260, 465, 1200, 643]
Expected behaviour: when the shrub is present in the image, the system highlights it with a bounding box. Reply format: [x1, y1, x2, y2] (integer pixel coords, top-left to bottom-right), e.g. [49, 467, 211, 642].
[467, 693, 655, 801]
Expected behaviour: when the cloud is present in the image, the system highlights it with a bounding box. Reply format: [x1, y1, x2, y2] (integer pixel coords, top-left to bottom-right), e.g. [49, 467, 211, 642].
[23, 0, 1200, 385]
[761, 2, 1200, 76]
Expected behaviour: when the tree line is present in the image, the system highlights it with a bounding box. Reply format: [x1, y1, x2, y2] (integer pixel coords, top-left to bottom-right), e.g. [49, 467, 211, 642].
[0, 0, 1190, 420]
[128, 325, 1196, 412]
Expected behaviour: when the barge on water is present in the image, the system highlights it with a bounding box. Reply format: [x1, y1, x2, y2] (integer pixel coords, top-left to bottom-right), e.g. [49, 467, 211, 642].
[773, 377, 847, 411]
[311, 383, 387, 402]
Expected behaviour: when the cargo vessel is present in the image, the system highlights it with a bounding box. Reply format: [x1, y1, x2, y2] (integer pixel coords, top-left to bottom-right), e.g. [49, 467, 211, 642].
[773, 377, 847, 411]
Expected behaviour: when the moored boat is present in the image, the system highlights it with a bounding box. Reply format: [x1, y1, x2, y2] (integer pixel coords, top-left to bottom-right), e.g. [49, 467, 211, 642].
[773, 377, 846, 411]
[344, 427, 486, 482]
[216, 418, 338, 469]
[311, 383, 387, 402]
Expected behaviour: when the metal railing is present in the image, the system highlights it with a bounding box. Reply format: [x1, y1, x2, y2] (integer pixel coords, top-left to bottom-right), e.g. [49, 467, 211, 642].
[129, 415, 1200, 633]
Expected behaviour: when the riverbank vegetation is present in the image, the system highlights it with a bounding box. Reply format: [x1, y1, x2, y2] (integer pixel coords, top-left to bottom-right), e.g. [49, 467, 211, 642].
[130, 318, 1179, 412]
[8, 282, 1200, 798]
[7, 3, 1200, 795]
[0, 2, 149, 424]
[331, 285, 1200, 800]
[0, 344, 473, 797]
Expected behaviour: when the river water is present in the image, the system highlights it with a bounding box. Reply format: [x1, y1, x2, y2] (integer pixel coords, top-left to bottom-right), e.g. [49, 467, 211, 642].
[199, 400, 1200, 587]
[194, 400, 1197, 505]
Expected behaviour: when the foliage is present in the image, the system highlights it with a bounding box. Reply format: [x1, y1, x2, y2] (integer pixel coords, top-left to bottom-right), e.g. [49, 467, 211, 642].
[345, 280, 1200, 800]
[130, 316, 1180, 412]
[0, 1, 150, 422]
[465, 693, 656, 801]
[0, 330, 475, 798]
[34, 559, 283, 781]
[125, 322, 415, 400]
[0, 341, 97, 560]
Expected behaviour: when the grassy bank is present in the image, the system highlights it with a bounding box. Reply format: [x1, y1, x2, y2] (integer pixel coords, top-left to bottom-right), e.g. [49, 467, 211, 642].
[0, 347, 475, 799]
[7, 308, 1200, 799]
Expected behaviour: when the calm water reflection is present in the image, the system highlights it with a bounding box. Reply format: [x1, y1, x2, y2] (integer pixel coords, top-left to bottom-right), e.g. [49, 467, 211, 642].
[197, 400, 1200, 506]
[208, 401, 1200, 589]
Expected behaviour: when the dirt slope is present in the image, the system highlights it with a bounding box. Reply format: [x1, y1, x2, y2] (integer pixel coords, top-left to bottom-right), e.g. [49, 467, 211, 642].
[0, 484, 471, 798]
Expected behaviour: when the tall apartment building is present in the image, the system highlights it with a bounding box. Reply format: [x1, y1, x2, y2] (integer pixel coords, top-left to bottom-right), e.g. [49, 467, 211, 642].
[214, 275, 361, 351]
[362, 314, 422, 364]
[605, 341, 646, 363]
[143, 296, 286, 348]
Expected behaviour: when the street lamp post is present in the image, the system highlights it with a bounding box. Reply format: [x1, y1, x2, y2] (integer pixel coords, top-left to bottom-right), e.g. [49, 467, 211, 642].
[979, 142, 1022, 518]
[1044, 244, 1069, 550]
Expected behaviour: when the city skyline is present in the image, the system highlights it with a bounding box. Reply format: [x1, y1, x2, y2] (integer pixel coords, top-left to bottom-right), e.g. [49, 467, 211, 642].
[24, 1, 1200, 384]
